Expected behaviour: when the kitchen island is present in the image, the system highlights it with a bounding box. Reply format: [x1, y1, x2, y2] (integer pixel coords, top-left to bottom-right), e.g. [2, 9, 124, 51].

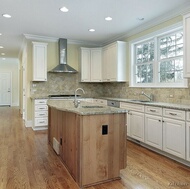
[47, 99, 127, 188]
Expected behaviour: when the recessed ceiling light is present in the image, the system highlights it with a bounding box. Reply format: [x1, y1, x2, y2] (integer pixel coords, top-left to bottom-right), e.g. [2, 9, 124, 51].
[105, 17, 112, 21]
[1, 53, 5, 55]
[89, 29, 95, 32]
[0, 33, 2, 36]
[0, 46, 4, 49]
[2, 14, 11, 18]
[60, 7, 69, 12]
[137, 17, 144, 21]
[2, 58, 6, 60]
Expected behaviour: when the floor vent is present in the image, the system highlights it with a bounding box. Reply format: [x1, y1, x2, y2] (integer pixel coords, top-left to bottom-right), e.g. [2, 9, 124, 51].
[53, 137, 60, 155]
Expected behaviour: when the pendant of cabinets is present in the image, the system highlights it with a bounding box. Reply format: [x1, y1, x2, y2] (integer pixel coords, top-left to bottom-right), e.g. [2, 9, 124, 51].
[32, 42, 48, 81]
[102, 41, 126, 82]
[33, 99, 48, 130]
[80, 48, 102, 82]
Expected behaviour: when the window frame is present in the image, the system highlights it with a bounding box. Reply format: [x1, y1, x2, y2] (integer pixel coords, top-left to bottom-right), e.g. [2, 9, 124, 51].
[130, 23, 188, 88]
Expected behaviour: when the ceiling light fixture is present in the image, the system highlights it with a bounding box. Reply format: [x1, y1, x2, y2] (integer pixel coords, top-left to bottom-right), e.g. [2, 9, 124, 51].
[2, 58, 6, 60]
[137, 17, 144, 21]
[89, 29, 95, 32]
[2, 14, 11, 18]
[0, 33, 2, 36]
[60, 7, 69, 12]
[1, 53, 5, 55]
[0, 46, 4, 49]
[105, 17, 112, 21]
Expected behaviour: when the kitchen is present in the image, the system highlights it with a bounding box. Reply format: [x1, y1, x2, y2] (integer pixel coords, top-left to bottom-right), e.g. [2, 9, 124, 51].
[1, 0, 190, 188]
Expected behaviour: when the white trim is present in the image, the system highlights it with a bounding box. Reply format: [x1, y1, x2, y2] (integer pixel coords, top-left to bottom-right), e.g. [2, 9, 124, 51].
[129, 25, 188, 88]
[25, 120, 32, 127]
[32, 126, 48, 131]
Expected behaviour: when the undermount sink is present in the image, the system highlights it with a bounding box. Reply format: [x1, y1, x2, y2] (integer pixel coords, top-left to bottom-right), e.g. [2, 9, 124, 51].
[130, 99, 153, 103]
[81, 105, 104, 108]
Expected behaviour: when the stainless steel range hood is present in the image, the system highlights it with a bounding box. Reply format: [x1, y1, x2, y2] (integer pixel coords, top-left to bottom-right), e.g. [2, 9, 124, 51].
[49, 38, 77, 73]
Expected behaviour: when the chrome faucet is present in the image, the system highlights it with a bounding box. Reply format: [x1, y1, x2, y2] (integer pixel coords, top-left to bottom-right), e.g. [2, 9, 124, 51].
[141, 91, 154, 101]
[73, 88, 85, 108]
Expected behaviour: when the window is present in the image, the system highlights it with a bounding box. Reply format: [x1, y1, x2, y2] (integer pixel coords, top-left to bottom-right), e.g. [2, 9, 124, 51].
[131, 27, 187, 88]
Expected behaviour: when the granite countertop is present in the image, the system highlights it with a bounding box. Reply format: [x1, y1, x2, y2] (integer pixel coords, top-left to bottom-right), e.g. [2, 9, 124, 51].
[100, 97, 190, 111]
[47, 99, 127, 115]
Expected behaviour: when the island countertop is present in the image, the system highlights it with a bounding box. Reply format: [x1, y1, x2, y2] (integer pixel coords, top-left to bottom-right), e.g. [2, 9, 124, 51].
[47, 99, 127, 115]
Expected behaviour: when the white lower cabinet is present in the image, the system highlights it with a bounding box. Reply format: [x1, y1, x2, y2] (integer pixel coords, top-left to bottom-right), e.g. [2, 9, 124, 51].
[186, 122, 190, 161]
[145, 114, 162, 150]
[162, 108, 186, 159]
[145, 105, 163, 150]
[128, 111, 144, 142]
[163, 118, 185, 159]
[33, 99, 48, 130]
[120, 102, 144, 141]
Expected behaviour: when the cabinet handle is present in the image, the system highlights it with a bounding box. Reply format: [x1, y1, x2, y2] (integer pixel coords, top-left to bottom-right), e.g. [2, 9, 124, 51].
[162, 120, 165, 123]
[39, 113, 45, 116]
[158, 120, 161, 122]
[169, 113, 177, 116]
[39, 121, 45, 123]
[150, 109, 156, 112]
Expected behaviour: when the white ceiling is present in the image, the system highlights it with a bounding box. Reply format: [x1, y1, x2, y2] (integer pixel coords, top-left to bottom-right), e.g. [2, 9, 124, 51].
[1, 0, 190, 58]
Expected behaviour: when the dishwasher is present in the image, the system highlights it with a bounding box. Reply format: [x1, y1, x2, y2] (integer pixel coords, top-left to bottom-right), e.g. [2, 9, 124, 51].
[107, 100, 120, 108]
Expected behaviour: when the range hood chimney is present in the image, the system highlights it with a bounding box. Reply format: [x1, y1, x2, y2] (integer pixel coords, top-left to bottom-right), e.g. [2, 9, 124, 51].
[49, 38, 77, 73]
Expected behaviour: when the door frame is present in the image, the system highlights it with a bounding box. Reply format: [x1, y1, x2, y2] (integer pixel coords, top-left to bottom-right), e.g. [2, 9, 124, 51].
[0, 72, 12, 106]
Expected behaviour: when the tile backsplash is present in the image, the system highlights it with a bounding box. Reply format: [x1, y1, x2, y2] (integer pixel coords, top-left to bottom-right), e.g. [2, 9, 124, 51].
[31, 73, 190, 104]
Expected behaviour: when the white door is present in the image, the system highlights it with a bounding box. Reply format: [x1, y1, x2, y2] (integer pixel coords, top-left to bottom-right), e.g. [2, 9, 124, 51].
[0, 72, 11, 106]
[129, 111, 144, 142]
[145, 114, 162, 150]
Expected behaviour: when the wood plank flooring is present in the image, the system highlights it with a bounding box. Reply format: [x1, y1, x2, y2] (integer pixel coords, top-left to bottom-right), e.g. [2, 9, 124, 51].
[1, 107, 190, 189]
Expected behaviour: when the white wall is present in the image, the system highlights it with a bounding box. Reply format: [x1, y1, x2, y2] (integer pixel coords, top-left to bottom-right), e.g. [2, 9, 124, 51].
[0, 58, 19, 106]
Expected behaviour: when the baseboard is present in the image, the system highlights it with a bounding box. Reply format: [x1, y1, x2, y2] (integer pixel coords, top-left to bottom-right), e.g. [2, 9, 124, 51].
[25, 120, 32, 128]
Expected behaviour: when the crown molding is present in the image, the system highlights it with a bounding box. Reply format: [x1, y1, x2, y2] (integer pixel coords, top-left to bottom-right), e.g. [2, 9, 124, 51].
[23, 34, 59, 42]
[102, 2, 190, 45]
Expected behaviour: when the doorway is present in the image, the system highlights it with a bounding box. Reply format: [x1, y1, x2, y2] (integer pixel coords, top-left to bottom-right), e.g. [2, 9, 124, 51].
[0, 72, 11, 106]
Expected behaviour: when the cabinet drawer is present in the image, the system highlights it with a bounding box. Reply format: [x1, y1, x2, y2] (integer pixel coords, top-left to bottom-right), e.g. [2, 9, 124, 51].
[35, 105, 48, 111]
[35, 117, 48, 126]
[145, 106, 162, 116]
[120, 102, 144, 112]
[35, 99, 47, 105]
[35, 111, 48, 117]
[186, 111, 190, 122]
[163, 108, 185, 120]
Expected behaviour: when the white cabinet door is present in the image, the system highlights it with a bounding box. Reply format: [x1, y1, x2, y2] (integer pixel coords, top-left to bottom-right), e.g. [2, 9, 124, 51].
[81, 48, 102, 82]
[81, 48, 91, 82]
[183, 13, 190, 78]
[32, 42, 48, 81]
[91, 49, 102, 82]
[102, 41, 126, 82]
[163, 118, 185, 159]
[128, 111, 144, 142]
[145, 114, 162, 150]
[186, 122, 190, 161]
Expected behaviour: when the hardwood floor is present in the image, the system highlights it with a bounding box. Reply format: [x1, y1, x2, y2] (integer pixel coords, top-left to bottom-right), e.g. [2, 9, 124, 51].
[1, 107, 190, 189]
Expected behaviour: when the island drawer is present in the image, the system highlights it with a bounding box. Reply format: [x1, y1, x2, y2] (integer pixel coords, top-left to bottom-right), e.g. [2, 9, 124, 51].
[35, 111, 48, 117]
[35, 99, 47, 105]
[35, 105, 48, 111]
[35, 117, 48, 126]
[163, 108, 185, 120]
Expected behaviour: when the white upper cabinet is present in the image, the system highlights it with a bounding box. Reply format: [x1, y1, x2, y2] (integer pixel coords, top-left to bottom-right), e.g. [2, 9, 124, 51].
[183, 13, 190, 78]
[32, 42, 48, 81]
[80, 47, 102, 82]
[102, 41, 126, 82]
